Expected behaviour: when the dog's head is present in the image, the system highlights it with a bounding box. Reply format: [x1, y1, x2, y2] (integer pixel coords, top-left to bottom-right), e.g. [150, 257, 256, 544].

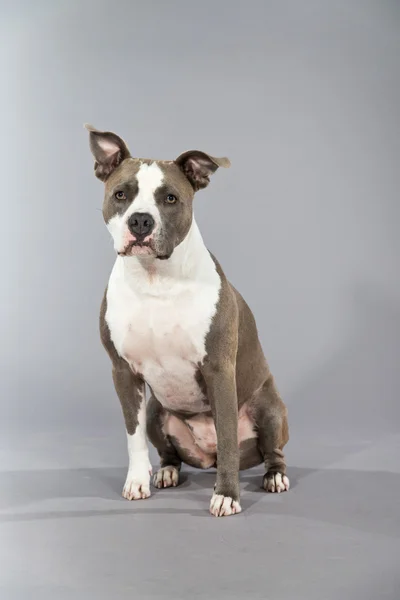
[85, 125, 230, 260]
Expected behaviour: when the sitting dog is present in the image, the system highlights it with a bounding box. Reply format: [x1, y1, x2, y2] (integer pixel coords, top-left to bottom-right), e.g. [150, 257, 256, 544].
[85, 125, 289, 517]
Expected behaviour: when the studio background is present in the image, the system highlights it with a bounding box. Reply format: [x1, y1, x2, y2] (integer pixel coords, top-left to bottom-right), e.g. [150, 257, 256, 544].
[1, 1, 399, 599]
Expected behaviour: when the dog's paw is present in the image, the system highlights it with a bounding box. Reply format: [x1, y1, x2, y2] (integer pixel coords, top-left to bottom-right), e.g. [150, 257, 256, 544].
[153, 466, 179, 489]
[209, 493, 242, 517]
[122, 463, 152, 500]
[263, 472, 290, 493]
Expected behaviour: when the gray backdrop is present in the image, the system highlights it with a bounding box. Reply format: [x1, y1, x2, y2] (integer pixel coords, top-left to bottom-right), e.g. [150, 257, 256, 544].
[1, 1, 399, 599]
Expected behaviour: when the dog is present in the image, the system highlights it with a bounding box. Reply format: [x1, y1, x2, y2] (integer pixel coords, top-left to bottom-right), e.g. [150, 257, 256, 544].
[85, 124, 289, 517]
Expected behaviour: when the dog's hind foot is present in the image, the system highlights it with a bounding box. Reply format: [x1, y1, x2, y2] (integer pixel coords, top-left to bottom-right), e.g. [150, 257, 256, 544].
[153, 465, 180, 489]
[263, 471, 290, 493]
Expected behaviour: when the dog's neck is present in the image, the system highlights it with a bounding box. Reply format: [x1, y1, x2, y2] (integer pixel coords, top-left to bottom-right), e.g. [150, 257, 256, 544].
[120, 219, 216, 294]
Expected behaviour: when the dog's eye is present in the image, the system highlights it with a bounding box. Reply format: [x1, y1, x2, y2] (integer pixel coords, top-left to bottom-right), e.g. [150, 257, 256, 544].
[115, 191, 126, 201]
[165, 194, 177, 204]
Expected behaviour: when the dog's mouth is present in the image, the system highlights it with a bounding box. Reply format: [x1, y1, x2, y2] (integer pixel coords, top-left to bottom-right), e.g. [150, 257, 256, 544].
[117, 234, 173, 260]
[118, 240, 155, 257]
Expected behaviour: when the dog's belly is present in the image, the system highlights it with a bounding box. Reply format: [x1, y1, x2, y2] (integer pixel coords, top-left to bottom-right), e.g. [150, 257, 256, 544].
[163, 403, 262, 470]
[136, 357, 207, 413]
[122, 321, 208, 412]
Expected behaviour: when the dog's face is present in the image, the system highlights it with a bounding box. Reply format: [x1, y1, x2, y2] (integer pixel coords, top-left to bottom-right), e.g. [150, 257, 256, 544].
[86, 126, 230, 259]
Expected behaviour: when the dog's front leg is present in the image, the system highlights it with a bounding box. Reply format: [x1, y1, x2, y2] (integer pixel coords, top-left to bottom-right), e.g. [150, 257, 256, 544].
[203, 362, 241, 517]
[112, 361, 152, 500]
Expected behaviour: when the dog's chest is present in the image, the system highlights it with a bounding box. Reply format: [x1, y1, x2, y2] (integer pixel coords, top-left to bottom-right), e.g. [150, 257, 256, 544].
[106, 263, 221, 412]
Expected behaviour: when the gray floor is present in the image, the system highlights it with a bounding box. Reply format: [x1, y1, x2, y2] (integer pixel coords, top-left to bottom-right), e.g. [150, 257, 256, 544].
[1, 424, 399, 600]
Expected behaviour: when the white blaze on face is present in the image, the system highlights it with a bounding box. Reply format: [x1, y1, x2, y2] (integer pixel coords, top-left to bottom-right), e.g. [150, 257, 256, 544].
[107, 162, 164, 253]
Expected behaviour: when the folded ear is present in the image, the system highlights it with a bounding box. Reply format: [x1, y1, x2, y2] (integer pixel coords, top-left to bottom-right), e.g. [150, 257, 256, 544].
[84, 124, 131, 181]
[175, 150, 231, 191]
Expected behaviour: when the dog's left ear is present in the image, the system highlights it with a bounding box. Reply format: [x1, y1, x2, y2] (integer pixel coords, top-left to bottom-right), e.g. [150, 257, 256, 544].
[84, 124, 131, 181]
[176, 150, 230, 191]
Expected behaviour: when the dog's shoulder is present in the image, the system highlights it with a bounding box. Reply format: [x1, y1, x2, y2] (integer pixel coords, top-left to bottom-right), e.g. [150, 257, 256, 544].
[207, 251, 264, 366]
[208, 251, 239, 316]
[99, 285, 121, 364]
[204, 252, 239, 362]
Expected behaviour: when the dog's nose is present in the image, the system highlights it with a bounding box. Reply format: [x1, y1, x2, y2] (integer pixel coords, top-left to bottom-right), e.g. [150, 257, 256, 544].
[127, 213, 155, 238]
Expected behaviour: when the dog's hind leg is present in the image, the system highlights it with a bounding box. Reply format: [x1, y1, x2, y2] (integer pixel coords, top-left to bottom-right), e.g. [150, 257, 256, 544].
[252, 376, 290, 493]
[146, 394, 182, 489]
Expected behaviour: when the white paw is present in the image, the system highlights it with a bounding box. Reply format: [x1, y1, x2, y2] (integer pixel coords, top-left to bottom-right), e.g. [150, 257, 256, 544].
[122, 460, 152, 500]
[153, 466, 179, 489]
[263, 472, 290, 493]
[209, 493, 242, 517]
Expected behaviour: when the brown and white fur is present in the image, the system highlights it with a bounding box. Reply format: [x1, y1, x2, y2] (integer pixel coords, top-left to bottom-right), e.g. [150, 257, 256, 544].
[86, 125, 289, 517]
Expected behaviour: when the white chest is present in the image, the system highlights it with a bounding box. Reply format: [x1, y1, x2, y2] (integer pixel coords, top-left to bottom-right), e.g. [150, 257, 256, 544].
[105, 253, 221, 412]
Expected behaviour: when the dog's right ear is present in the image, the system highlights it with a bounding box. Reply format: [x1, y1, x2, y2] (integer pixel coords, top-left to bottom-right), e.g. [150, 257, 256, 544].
[84, 124, 131, 181]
